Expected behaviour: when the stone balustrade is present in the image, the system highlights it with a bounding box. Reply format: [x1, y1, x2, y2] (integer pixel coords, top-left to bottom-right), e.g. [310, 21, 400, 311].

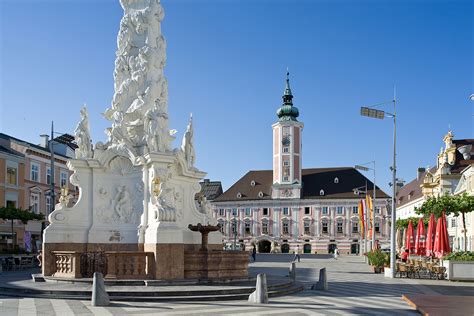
[104, 251, 154, 279]
[52, 251, 82, 278]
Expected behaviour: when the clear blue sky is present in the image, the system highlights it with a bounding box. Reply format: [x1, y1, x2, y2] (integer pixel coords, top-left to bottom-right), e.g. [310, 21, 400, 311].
[1, 0, 472, 194]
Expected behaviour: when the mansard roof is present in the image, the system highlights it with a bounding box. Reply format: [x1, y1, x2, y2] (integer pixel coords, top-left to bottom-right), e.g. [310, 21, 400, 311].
[214, 167, 389, 202]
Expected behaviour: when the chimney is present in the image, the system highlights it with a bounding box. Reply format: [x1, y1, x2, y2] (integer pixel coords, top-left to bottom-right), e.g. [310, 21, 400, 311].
[417, 167, 425, 181]
[40, 134, 49, 148]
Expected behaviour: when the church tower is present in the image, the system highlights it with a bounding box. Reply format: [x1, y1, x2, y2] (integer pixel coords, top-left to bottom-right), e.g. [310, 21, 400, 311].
[272, 72, 304, 199]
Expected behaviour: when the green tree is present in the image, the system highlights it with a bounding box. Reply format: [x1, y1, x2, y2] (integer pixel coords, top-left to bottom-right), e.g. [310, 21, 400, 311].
[0, 207, 44, 250]
[396, 216, 429, 229]
[416, 193, 474, 251]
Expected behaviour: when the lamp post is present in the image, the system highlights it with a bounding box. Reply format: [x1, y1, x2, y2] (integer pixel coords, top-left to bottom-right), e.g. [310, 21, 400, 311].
[360, 94, 397, 278]
[355, 162, 376, 251]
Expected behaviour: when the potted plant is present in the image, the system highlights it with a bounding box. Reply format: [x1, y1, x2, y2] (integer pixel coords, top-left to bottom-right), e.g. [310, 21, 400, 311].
[442, 251, 474, 281]
[366, 249, 386, 273]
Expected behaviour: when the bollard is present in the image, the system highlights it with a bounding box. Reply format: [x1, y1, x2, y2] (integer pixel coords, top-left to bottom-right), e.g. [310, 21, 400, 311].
[91, 272, 110, 306]
[289, 261, 296, 281]
[311, 267, 328, 291]
[248, 273, 269, 304]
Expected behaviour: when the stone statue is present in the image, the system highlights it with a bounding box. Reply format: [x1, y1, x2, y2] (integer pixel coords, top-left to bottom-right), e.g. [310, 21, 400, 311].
[113, 185, 132, 222]
[74, 105, 93, 159]
[181, 114, 195, 168]
[103, 0, 171, 156]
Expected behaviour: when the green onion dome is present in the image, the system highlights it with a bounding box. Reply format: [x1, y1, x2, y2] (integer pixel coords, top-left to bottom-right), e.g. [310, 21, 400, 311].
[276, 72, 299, 122]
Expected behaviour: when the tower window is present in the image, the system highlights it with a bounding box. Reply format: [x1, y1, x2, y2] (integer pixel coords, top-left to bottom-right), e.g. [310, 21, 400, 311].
[262, 208, 269, 216]
[283, 161, 289, 166]
[283, 147, 289, 153]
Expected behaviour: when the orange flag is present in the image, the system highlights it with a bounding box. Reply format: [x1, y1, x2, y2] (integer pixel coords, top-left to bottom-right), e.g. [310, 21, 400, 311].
[358, 199, 365, 238]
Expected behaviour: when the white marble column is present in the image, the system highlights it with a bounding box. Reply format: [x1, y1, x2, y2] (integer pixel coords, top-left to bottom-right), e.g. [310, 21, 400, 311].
[345, 207, 351, 237]
[330, 208, 335, 236]
[315, 207, 320, 237]
[253, 208, 258, 236]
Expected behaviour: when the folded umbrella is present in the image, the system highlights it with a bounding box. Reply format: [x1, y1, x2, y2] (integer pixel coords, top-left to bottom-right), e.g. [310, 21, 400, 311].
[414, 217, 426, 256]
[425, 214, 436, 257]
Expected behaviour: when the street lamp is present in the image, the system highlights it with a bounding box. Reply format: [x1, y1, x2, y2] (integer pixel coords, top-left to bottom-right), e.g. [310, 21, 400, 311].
[355, 162, 376, 251]
[360, 94, 397, 278]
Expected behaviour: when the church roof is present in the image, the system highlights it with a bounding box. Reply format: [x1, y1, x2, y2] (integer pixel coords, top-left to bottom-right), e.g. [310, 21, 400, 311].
[214, 167, 389, 202]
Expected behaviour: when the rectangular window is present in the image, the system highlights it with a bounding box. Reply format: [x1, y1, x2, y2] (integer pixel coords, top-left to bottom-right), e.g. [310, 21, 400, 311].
[219, 209, 225, 216]
[337, 221, 343, 233]
[375, 207, 380, 214]
[304, 207, 310, 215]
[245, 208, 251, 217]
[375, 222, 380, 233]
[352, 222, 359, 233]
[263, 208, 268, 216]
[232, 208, 237, 216]
[283, 207, 289, 216]
[245, 222, 251, 235]
[352, 206, 358, 214]
[7, 166, 17, 185]
[282, 222, 289, 235]
[262, 222, 268, 234]
[451, 219, 456, 228]
[322, 222, 328, 233]
[283, 147, 289, 153]
[283, 161, 289, 166]
[46, 167, 51, 185]
[30, 193, 40, 214]
[322, 207, 328, 215]
[283, 176, 289, 182]
[46, 196, 52, 215]
[60, 171, 68, 187]
[31, 163, 39, 182]
[6, 200, 16, 209]
[304, 221, 310, 235]
[337, 206, 343, 215]
[231, 222, 237, 235]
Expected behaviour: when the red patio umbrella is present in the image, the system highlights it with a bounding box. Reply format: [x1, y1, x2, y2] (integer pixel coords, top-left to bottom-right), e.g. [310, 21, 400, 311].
[405, 220, 415, 254]
[425, 214, 436, 257]
[433, 212, 451, 259]
[414, 218, 426, 256]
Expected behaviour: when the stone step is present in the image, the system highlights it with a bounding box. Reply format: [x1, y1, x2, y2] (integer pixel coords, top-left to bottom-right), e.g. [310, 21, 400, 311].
[0, 283, 303, 302]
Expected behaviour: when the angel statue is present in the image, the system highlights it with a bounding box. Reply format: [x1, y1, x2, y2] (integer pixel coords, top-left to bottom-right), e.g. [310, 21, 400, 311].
[181, 113, 195, 168]
[74, 105, 93, 159]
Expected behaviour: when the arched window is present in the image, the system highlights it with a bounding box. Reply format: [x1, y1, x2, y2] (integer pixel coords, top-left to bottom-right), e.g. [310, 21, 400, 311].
[320, 189, 325, 196]
[303, 219, 311, 235]
[334, 177, 339, 184]
[282, 219, 290, 235]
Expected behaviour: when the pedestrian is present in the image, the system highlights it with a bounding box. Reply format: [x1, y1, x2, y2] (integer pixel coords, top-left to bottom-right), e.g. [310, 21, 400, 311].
[401, 249, 409, 263]
[293, 245, 301, 262]
[252, 245, 257, 262]
[333, 247, 339, 260]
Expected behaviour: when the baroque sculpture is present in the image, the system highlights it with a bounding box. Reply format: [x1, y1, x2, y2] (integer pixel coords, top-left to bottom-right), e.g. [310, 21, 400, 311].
[43, 0, 248, 281]
[74, 105, 93, 159]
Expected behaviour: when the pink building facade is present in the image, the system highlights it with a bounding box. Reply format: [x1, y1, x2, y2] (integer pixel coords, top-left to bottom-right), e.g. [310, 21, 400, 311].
[211, 74, 390, 254]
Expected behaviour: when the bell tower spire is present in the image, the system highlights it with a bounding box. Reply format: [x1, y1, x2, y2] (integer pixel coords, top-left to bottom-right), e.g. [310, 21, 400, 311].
[271, 71, 304, 199]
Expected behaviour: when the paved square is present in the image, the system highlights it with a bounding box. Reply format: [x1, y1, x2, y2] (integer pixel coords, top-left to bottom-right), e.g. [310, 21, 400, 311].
[1, 255, 473, 315]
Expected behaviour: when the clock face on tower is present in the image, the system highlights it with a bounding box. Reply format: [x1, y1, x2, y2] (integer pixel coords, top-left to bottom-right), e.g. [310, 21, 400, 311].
[282, 135, 291, 146]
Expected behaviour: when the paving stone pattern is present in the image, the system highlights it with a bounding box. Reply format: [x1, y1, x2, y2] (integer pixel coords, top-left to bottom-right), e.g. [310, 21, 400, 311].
[1, 254, 473, 315]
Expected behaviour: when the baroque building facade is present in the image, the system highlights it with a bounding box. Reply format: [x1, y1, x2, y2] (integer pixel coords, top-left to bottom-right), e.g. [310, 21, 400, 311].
[0, 133, 77, 251]
[211, 74, 390, 254]
[396, 131, 474, 251]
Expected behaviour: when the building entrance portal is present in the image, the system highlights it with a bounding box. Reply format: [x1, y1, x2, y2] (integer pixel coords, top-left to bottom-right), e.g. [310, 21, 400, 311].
[328, 243, 337, 254]
[351, 243, 359, 254]
[258, 240, 271, 253]
[281, 243, 290, 253]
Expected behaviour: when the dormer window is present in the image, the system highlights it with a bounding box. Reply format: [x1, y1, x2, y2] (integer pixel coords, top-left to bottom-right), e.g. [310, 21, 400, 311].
[250, 180, 256, 187]
[258, 191, 264, 198]
[334, 177, 339, 184]
[320, 189, 325, 196]
[237, 192, 242, 199]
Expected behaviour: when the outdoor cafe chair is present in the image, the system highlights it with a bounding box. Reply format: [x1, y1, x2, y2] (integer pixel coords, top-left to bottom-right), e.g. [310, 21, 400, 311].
[396, 262, 410, 278]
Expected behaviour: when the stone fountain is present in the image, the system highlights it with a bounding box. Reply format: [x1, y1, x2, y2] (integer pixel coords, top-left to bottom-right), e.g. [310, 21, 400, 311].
[42, 0, 248, 281]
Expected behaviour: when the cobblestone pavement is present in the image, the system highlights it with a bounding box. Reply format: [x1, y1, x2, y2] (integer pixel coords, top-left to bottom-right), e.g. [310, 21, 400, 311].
[1, 254, 473, 315]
